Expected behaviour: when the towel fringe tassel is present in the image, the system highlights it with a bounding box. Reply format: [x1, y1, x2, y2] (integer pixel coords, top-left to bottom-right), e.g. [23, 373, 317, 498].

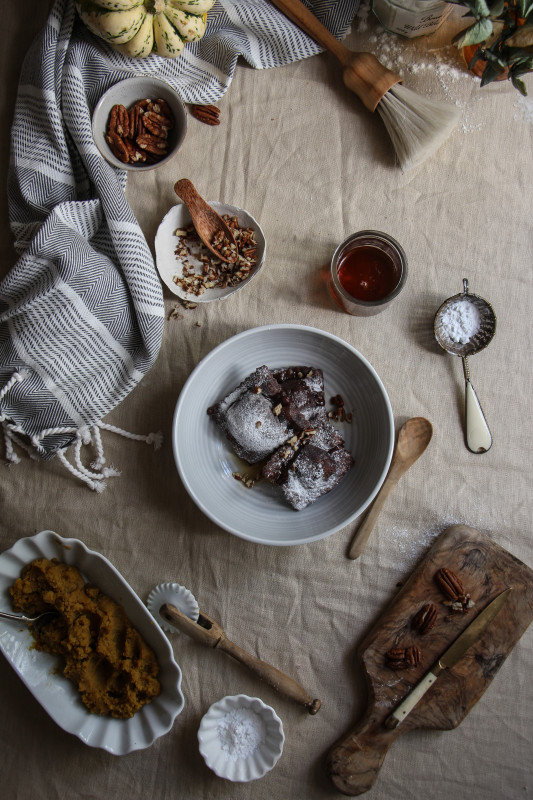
[1, 369, 163, 491]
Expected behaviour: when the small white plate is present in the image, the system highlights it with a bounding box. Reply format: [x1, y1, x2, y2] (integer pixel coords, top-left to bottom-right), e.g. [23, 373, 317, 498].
[198, 694, 284, 781]
[0, 531, 185, 755]
[172, 324, 394, 545]
[154, 202, 266, 302]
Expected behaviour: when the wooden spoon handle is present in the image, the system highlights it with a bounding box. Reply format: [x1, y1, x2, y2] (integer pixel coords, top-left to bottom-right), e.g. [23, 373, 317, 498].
[218, 636, 321, 714]
[347, 472, 399, 559]
[326, 714, 398, 795]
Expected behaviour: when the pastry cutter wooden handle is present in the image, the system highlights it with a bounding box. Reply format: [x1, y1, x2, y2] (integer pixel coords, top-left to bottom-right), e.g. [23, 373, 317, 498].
[161, 603, 321, 714]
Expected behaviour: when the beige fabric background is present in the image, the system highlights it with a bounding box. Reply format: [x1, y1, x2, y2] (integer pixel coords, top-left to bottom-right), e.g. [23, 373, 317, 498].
[1, 2, 532, 798]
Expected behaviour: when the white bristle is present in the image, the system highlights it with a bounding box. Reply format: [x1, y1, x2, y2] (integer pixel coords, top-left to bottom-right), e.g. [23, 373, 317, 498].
[377, 83, 461, 171]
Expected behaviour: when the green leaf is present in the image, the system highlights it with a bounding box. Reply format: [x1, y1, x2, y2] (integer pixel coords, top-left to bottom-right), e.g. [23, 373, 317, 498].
[480, 60, 507, 83]
[488, 0, 506, 16]
[453, 18, 494, 47]
[473, 0, 491, 16]
[518, 0, 533, 18]
[511, 75, 528, 93]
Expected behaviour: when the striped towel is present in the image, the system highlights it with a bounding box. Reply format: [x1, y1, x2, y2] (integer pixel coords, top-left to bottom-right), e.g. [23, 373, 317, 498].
[0, 0, 359, 489]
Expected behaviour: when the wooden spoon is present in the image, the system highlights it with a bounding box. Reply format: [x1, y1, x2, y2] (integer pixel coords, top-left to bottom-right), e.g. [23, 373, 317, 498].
[174, 178, 238, 263]
[347, 418, 433, 560]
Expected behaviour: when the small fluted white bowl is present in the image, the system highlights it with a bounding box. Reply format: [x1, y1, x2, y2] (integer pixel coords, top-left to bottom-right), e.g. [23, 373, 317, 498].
[198, 694, 284, 782]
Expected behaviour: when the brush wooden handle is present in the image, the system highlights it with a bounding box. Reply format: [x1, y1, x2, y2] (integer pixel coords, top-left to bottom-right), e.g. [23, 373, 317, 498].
[217, 636, 321, 715]
[161, 603, 321, 714]
[269, 0, 401, 110]
[326, 712, 398, 795]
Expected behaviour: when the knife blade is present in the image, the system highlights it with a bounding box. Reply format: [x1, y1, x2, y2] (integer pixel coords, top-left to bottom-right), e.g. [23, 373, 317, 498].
[384, 587, 512, 729]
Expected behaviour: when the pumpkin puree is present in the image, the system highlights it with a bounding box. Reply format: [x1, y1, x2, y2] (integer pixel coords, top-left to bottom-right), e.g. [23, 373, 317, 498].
[10, 558, 160, 719]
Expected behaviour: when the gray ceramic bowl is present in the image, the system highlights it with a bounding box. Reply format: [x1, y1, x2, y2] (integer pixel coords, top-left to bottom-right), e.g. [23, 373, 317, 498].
[173, 325, 394, 545]
[92, 76, 187, 171]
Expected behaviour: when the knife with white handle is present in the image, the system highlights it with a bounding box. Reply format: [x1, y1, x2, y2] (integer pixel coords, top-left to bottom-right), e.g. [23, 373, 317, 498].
[385, 587, 512, 729]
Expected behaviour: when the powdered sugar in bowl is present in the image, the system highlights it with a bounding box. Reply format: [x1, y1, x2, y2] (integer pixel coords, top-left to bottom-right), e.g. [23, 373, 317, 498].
[197, 694, 284, 781]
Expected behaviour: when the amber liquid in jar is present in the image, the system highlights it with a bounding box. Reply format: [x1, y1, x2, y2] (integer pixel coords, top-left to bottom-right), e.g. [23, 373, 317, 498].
[337, 245, 399, 302]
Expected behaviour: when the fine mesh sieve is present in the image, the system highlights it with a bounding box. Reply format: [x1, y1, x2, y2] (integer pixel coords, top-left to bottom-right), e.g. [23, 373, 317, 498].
[434, 279, 496, 454]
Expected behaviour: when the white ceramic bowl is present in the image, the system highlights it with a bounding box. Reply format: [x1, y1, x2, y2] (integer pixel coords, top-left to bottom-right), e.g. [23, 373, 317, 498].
[155, 202, 266, 302]
[0, 531, 185, 754]
[172, 324, 394, 545]
[92, 76, 187, 171]
[198, 694, 284, 782]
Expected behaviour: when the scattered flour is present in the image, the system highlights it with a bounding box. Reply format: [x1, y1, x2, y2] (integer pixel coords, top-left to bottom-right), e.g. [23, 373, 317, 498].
[353, 1, 484, 133]
[514, 92, 533, 124]
[217, 707, 266, 762]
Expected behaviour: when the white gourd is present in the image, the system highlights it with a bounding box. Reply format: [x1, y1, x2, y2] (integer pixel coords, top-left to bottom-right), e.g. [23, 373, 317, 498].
[75, 0, 214, 59]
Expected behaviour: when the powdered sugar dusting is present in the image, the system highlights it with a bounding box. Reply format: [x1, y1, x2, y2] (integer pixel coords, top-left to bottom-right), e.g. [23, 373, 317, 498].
[514, 92, 533, 124]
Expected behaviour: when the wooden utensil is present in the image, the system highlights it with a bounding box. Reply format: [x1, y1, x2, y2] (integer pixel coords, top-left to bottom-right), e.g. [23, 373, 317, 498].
[348, 417, 433, 559]
[161, 602, 321, 714]
[173, 178, 238, 262]
[327, 524, 533, 795]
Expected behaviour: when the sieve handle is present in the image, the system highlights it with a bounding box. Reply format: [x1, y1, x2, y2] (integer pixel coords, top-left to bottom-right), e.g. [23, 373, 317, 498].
[463, 360, 492, 453]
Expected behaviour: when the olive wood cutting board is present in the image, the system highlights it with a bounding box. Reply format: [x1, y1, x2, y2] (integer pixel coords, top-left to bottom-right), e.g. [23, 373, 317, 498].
[327, 524, 533, 796]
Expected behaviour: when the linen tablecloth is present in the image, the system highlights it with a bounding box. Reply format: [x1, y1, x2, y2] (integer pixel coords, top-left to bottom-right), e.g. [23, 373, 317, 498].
[1, 1, 532, 799]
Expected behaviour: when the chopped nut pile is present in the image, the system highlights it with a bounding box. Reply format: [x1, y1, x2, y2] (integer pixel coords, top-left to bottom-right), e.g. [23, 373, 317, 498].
[173, 215, 257, 297]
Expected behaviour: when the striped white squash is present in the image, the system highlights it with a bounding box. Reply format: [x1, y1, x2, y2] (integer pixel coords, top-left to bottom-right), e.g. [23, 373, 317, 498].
[75, 0, 214, 58]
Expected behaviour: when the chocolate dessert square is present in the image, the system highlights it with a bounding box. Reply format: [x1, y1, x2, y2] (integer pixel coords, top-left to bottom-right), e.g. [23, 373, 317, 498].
[262, 419, 354, 510]
[207, 366, 290, 463]
[272, 366, 328, 428]
[281, 440, 354, 511]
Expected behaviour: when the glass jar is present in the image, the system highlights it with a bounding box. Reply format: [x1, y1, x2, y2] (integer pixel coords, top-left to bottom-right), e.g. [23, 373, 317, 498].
[329, 230, 408, 317]
[372, 0, 451, 38]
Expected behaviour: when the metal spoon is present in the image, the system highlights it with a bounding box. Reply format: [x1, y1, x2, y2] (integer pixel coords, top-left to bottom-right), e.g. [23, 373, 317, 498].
[174, 178, 238, 263]
[434, 279, 496, 454]
[0, 609, 58, 624]
[347, 417, 433, 559]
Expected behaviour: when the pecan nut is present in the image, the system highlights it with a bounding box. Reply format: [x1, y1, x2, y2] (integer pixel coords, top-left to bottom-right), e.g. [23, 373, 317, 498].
[105, 131, 130, 164]
[385, 645, 422, 670]
[136, 133, 169, 155]
[190, 104, 221, 125]
[411, 602, 438, 635]
[106, 99, 174, 166]
[109, 104, 130, 139]
[143, 110, 173, 138]
[435, 567, 475, 612]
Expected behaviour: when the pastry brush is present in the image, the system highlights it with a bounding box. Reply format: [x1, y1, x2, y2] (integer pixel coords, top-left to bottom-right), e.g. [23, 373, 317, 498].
[269, 0, 460, 170]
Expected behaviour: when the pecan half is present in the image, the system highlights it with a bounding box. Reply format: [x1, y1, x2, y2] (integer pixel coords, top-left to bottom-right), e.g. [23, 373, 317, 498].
[105, 132, 129, 164]
[136, 133, 169, 155]
[143, 110, 173, 138]
[190, 104, 221, 125]
[385, 645, 422, 670]
[150, 98, 173, 118]
[109, 104, 130, 139]
[411, 603, 438, 635]
[435, 567, 475, 612]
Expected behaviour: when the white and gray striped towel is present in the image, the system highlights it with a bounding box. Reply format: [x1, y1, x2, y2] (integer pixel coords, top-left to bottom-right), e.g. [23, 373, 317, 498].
[0, 0, 359, 489]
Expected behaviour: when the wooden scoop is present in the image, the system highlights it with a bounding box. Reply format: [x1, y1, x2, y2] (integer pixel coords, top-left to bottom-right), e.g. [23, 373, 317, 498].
[348, 418, 433, 559]
[161, 602, 321, 714]
[174, 178, 238, 263]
